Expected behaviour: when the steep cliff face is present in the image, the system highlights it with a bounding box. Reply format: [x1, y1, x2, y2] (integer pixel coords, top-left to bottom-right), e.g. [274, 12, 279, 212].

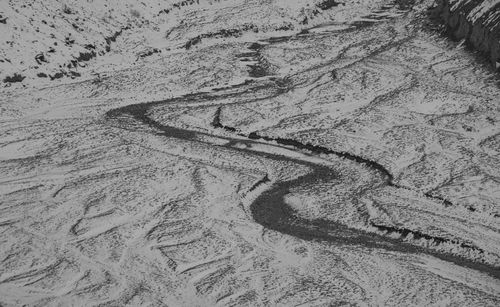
[434, 0, 500, 69]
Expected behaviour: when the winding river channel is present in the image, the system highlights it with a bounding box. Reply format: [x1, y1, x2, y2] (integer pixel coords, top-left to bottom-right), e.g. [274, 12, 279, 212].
[105, 9, 500, 279]
[2, 1, 500, 305]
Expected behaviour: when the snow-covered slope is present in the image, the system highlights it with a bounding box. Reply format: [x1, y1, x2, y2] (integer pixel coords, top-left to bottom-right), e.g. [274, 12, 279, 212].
[1, 1, 500, 306]
[434, 0, 500, 68]
[0, 0, 386, 86]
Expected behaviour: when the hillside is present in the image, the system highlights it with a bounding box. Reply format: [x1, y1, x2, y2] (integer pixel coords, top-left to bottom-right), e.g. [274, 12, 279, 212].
[434, 0, 500, 68]
[0, 0, 387, 86]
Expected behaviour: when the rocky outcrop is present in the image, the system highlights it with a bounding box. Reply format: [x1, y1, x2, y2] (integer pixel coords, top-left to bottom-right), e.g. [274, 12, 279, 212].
[434, 0, 500, 69]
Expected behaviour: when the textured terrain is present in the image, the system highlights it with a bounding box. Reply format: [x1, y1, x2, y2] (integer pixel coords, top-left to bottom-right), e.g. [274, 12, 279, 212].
[434, 0, 500, 67]
[1, 0, 500, 306]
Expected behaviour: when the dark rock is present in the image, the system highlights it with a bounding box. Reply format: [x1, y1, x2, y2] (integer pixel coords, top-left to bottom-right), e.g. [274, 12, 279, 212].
[395, 0, 417, 10]
[35, 53, 47, 64]
[248, 42, 262, 50]
[65, 37, 75, 45]
[276, 23, 294, 31]
[317, 0, 340, 10]
[49, 71, 66, 80]
[75, 51, 96, 62]
[184, 36, 202, 49]
[69, 71, 81, 78]
[3, 73, 25, 83]
[62, 4, 73, 14]
[105, 29, 124, 44]
[137, 48, 160, 59]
